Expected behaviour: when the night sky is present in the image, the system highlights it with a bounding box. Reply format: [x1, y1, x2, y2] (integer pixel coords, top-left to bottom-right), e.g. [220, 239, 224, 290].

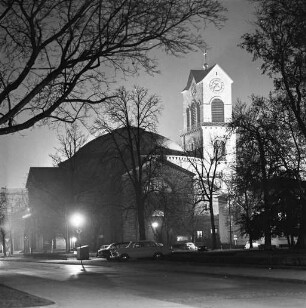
[0, 0, 273, 188]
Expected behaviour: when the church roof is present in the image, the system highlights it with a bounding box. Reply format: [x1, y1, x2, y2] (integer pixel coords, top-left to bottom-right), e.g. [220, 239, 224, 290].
[64, 127, 183, 162]
[182, 65, 215, 91]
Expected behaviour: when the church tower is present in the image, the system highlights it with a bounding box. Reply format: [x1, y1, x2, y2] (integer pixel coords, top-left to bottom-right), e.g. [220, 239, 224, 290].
[180, 62, 237, 246]
[180, 63, 235, 174]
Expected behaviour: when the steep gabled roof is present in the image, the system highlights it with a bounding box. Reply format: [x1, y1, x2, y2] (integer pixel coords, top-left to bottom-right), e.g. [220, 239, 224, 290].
[182, 65, 215, 91]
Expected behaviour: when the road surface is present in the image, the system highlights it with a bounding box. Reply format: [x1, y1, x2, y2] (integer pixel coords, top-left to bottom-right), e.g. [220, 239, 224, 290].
[1, 259, 306, 308]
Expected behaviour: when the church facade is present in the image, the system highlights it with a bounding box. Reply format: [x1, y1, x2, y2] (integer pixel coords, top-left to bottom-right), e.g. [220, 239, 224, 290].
[165, 63, 240, 247]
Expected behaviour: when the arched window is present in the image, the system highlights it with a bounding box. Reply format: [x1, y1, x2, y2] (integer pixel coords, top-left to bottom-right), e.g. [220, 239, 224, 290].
[211, 99, 224, 122]
[196, 103, 201, 124]
[191, 102, 197, 127]
[190, 101, 200, 128]
[186, 108, 190, 129]
[213, 140, 226, 160]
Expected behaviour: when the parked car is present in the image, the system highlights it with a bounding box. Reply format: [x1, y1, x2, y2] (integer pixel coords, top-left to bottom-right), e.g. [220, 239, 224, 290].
[244, 241, 260, 249]
[97, 242, 131, 259]
[109, 240, 171, 261]
[197, 245, 208, 252]
[171, 242, 198, 253]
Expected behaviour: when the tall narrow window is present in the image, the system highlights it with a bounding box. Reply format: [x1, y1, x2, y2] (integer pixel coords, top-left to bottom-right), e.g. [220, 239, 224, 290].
[191, 103, 196, 127]
[186, 108, 190, 129]
[211, 99, 224, 122]
[196, 103, 201, 124]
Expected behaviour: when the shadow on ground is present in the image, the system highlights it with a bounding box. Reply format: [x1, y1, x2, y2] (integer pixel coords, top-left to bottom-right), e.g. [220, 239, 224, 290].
[0, 284, 54, 307]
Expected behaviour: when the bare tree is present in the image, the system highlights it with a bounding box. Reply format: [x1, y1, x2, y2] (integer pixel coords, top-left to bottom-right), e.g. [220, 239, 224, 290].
[47, 123, 88, 250]
[50, 123, 88, 166]
[226, 149, 263, 249]
[145, 163, 195, 245]
[185, 136, 229, 249]
[93, 86, 163, 240]
[0, 0, 226, 135]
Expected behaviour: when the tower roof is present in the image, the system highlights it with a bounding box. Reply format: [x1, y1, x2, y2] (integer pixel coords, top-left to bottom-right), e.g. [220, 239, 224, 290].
[182, 65, 215, 91]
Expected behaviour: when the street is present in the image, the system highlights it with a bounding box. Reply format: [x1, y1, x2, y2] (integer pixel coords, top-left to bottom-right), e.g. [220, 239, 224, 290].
[1, 259, 306, 308]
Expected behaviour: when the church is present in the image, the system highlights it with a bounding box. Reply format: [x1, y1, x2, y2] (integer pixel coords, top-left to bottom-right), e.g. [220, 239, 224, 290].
[25, 62, 242, 252]
[166, 62, 238, 247]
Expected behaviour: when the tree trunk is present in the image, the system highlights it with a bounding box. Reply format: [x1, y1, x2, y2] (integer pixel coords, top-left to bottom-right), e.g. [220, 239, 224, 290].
[256, 132, 272, 248]
[1, 229, 6, 257]
[136, 194, 146, 240]
[249, 231, 253, 249]
[264, 227, 272, 246]
[286, 234, 290, 247]
[296, 204, 306, 248]
[209, 200, 217, 250]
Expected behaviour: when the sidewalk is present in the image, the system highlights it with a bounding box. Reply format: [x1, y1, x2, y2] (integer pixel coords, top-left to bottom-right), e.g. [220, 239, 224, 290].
[1, 253, 306, 284]
[184, 263, 306, 284]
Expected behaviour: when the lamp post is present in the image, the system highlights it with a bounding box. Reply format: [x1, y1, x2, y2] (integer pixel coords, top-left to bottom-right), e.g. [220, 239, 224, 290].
[70, 212, 86, 271]
[151, 221, 159, 242]
[70, 213, 85, 247]
[65, 213, 70, 252]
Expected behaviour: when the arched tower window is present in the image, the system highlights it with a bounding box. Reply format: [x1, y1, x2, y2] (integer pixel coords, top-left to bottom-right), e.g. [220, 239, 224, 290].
[186, 108, 190, 130]
[211, 99, 224, 122]
[190, 101, 200, 128]
[191, 102, 196, 127]
[196, 103, 201, 124]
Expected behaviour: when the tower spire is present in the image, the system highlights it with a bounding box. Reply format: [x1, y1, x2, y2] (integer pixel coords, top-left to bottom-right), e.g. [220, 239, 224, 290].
[203, 49, 208, 70]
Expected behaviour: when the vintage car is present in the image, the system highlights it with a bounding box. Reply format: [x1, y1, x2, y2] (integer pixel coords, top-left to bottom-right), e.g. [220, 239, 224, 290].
[97, 242, 131, 259]
[109, 240, 171, 261]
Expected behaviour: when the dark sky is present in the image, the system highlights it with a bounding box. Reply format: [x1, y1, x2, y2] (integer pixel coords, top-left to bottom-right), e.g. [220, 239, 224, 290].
[0, 0, 273, 188]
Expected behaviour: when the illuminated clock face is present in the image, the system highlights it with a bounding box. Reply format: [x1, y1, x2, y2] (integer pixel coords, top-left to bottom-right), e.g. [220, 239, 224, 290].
[191, 83, 197, 96]
[209, 78, 224, 93]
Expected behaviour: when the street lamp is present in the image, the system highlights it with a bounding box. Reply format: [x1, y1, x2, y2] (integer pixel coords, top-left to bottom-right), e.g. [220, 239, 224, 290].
[151, 222, 158, 229]
[70, 213, 85, 247]
[151, 221, 159, 242]
[70, 213, 85, 230]
[70, 212, 86, 271]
